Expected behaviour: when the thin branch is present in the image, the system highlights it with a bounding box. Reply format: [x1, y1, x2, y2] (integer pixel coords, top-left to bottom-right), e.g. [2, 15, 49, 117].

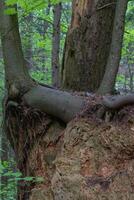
[102, 94, 134, 110]
[97, 2, 116, 11]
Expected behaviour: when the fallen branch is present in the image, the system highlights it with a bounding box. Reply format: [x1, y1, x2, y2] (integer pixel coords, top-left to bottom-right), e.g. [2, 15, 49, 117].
[23, 85, 85, 123]
[97, 2, 116, 11]
[22, 85, 134, 123]
[102, 94, 134, 110]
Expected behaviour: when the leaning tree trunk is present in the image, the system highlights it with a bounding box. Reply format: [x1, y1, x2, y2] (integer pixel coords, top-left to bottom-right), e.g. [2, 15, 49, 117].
[1, 1, 134, 200]
[61, 0, 117, 92]
[98, 0, 128, 94]
[0, 3, 35, 96]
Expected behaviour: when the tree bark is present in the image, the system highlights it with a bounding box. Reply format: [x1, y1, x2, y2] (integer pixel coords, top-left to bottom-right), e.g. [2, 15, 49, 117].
[102, 94, 134, 109]
[52, 3, 62, 87]
[1, 1, 134, 200]
[98, 0, 128, 94]
[61, 0, 117, 92]
[23, 85, 85, 123]
[24, 13, 33, 70]
[0, 2, 35, 98]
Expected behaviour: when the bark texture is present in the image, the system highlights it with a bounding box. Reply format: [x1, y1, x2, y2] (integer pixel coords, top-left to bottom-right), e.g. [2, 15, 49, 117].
[13, 106, 134, 200]
[23, 85, 85, 123]
[98, 0, 128, 94]
[0, 2, 35, 98]
[1, 1, 134, 200]
[52, 3, 62, 87]
[24, 13, 33, 70]
[61, 0, 117, 91]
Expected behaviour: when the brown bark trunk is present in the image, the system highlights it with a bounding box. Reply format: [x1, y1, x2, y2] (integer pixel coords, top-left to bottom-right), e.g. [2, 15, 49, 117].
[98, 0, 128, 94]
[61, 0, 117, 92]
[23, 85, 85, 123]
[52, 3, 62, 87]
[0, 2, 35, 98]
[1, 1, 134, 200]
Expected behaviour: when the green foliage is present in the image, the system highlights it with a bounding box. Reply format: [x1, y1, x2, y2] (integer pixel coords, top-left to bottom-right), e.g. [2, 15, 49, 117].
[0, 159, 44, 200]
[116, 74, 126, 90]
[6, 0, 71, 14]
[0, 160, 18, 200]
[18, 0, 71, 85]
[122, 29, 134, 63]
[116, 1, 134, 92]
[122, 1, 134, 62]
[4, 7, 17, 15]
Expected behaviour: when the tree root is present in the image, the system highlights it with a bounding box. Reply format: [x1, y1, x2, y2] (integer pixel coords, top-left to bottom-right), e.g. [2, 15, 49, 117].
[102, 94, 134, 110]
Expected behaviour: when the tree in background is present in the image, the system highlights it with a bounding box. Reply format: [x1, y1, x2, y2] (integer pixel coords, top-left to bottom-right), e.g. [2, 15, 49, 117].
[118, 0, 134, 92]
[0, 0, 134, 200]
[52, 3, 62, 87]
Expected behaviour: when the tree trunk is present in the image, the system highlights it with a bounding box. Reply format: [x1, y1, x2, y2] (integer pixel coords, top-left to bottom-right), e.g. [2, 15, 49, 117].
[23, 85, 85, 123]
[24, 13, 33, 70]
[98, 0, 128, 94]
[61, 0, 117, 92]
[41, 5, 51, 75]
[1, 1, 134, 200]
[52, 3, 62, 87]
[0, 2, 35, 97]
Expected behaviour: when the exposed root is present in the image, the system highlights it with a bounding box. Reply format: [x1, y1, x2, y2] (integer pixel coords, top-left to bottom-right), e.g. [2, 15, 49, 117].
[5, 100, 53, 171]
[77, 95, 134, 124]
[102, 94, 134, 110]
[4, 94, 134, 170]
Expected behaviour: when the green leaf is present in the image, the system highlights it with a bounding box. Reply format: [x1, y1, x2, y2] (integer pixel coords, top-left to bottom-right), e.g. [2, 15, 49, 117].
[6, 0, 17, 6]
[4, 8, 17, 15]
[34, 177, 44, 182]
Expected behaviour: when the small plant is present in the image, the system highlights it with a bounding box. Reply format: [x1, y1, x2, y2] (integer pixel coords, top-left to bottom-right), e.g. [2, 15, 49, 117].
[0, 160, 44, 200]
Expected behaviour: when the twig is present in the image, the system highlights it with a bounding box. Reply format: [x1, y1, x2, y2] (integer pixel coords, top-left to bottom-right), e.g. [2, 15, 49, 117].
[97, 2, 116, 11]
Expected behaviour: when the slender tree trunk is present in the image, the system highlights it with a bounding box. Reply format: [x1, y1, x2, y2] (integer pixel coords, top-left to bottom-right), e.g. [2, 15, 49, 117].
[52, 3, 62, 87]
[41, 6, 51, 75]
[0, 2, 35, 97]
[24, 14, 33, 70]
[0, 1, 134, 200]
[97, 0, 128, 94]
[61, 0, 117, 92]
[0, 3, 35, 198]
